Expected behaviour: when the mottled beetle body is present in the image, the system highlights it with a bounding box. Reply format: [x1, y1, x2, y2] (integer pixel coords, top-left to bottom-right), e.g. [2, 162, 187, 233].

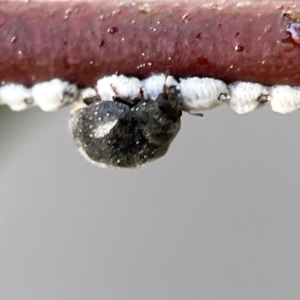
[70, 84, 182, 168]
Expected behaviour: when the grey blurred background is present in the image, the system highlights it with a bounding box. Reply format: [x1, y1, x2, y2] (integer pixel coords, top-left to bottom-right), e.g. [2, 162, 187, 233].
[0, 104, 300, 300]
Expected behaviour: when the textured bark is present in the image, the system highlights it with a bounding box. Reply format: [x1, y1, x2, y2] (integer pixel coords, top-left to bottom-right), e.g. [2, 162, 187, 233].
[0, 0, 299, 86]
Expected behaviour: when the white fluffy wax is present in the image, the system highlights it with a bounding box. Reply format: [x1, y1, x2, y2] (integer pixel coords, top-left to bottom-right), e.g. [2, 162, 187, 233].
[80, 87, 97, 100]
[179, 77, 230, 113]
[96, 75, 142, 100]
[142, 74, 178, 100]
[31, 79, 78, 112]
[0, 84, 32, 111]
[270, 85, 300, 114]
[228, 82, 270, 114]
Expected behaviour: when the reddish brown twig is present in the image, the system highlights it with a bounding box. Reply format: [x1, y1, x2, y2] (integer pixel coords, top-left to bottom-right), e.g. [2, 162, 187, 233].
[0, 0, 299, 86]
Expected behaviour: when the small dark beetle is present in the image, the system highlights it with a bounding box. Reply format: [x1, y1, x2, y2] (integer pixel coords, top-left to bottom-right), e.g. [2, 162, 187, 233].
[70, 84, 182, 168]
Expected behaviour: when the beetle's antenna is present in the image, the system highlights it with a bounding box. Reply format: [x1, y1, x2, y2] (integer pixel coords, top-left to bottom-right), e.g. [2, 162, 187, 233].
[110, 84, 119, 96]
[139, 87, 145, 101]
[163, 72, 170, 94]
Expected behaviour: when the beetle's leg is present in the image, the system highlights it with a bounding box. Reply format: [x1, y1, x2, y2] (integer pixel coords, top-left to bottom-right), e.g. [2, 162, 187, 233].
[113, 96, 137, 108]
[129, 88, 145, 107]
[138, 88, 145, 101]
[83, 95, 101, 106]
[82, 86, 101, 106]
[111, 84, 144, 108]
[110, 83, 135, 107]
[110, 84, 119, 97]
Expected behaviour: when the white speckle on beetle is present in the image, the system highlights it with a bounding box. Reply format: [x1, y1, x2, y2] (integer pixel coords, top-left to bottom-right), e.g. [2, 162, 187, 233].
[31, 79, 79, 112]
[179, 77, 230, 113]
[270, 85, 300, 114]
[96, 75, 142, 100]
[0, 84, 32, 111]
[228, 82, 270, 114]
[142, 74, 178, 100]
[94, 120, 118, 138]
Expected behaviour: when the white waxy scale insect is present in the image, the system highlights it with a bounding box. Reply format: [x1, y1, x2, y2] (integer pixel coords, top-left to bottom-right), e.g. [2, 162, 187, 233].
[178, 77, 230, 113]
[96, 75, 142, 100]
[31, 79, 78, 112]
[228, 82, 270, 114]
[142, 74, 178, 100]
[270, 85, 300, 114]
[79, 87, 97, 100]
[0, 84, 33, 111]
[70, 88, 98, 113]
